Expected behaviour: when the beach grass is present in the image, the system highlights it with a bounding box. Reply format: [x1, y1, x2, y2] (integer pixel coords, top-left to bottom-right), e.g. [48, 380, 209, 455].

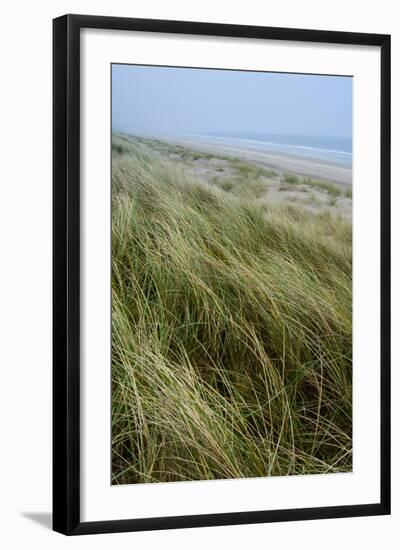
[283, 173, 350, 199]
[303, 177, 342, 197]
[283, 173, 300, 185]
[212, 174, 269, 199]
[111, 135, 352, 484]
[232, 160, 277, 179]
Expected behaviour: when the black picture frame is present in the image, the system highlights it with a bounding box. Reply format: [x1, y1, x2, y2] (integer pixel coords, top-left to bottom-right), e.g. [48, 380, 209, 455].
[53, 14, 391, 535]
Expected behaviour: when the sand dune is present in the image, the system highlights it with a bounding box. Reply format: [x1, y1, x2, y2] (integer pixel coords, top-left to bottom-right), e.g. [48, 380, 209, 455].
[161, 136, 352, 187]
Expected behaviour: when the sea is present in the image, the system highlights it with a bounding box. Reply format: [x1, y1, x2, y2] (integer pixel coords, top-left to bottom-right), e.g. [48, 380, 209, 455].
[184, 133, 352, 168]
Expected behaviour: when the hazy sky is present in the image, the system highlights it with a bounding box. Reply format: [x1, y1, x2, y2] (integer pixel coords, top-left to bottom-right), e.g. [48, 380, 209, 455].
[112, 64, 352, 138]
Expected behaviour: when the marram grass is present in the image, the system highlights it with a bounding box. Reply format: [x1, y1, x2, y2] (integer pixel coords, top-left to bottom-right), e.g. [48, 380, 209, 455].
[111, 135, 352, 484]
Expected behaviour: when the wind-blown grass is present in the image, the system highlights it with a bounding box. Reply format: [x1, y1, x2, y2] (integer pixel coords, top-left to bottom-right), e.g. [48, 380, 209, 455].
[283, 173, 300, 184]
[303, 177, 343, 197]
[111, 135, 352, 484]
[283, 172, 348, 199]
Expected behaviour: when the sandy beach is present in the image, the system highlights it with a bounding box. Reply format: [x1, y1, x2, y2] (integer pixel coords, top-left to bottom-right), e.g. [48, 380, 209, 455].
[128, 134, 352, 220]
[161, 135, 352, 186]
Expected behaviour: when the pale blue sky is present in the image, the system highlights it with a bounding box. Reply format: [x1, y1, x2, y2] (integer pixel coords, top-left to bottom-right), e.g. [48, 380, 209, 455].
[112, 64, 352, 138]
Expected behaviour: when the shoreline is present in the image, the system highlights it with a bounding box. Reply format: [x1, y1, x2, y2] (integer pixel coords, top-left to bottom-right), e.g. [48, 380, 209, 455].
[156, 135, 352, 186]
[115, 134, 352, 221]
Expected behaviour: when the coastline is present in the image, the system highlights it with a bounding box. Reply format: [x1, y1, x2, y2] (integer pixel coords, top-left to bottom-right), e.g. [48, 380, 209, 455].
[158, 135, 352, 186]
[116, 134, 352, 221]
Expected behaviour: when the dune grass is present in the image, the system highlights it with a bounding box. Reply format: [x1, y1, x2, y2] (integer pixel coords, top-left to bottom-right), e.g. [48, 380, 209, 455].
[303, 177, 343, 197]
[283, 173, 300, 185]
[111, 135, 352, 485]
[213, 175, 269, 199]
[284, 172, 347, 199]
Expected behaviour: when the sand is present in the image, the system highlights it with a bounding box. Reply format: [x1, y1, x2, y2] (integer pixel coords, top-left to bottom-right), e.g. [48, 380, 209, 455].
[161, 136, 352, 187]
[130, 134, 352, 221]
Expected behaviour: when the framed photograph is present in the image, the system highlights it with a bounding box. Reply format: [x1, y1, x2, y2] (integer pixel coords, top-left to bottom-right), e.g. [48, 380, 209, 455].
[53, 14, 391, 535]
